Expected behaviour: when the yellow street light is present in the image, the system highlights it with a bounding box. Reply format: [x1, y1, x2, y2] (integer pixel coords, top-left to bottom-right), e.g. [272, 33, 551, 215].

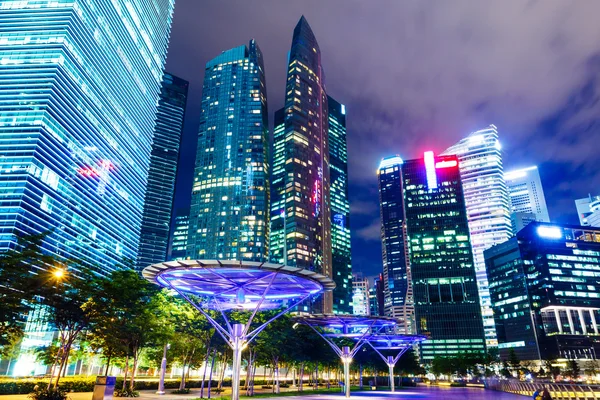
[53, 268, 65, 279]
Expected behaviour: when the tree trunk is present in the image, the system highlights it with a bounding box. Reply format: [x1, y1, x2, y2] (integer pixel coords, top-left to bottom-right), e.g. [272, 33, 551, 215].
[47, 347, 62, 390]
[274, 357, 280, 394]
[55, 340, 72, 387]
[200, 347, 211, 398]
[122, 354, 130, 391]
[179, 360, 187, 390]
[314, 364, 318, 390]
[359, 364, 363, 390]
[207, 350, 216, 399]
[129, 351, 140, 391]
[105, 351, 112, 376]
[217, 354, 227, 390]
[299, 363, 304, 392]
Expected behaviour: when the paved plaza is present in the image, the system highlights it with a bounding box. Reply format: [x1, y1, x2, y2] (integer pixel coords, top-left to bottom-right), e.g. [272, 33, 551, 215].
[0, 386, 526, 400]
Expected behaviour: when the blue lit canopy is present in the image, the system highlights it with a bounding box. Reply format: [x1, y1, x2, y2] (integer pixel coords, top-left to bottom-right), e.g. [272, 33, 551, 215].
[360, 334, 428, 349]
[294, 313, 397, 337]
[143, 260, 335, 310]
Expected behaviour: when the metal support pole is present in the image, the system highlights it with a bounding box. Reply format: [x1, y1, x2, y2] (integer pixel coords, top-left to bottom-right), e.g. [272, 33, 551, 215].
[156, 343, 169, 394]
[342, 346, 351, 398]
[231, 324, 245, 400]
[388, 356, 395, 392]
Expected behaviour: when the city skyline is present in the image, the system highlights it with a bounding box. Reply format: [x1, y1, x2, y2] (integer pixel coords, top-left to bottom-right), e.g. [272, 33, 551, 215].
[165, 1, 599, 277]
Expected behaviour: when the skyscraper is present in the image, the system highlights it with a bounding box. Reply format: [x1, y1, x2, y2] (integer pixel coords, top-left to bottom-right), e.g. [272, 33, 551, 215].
[270, 17, 332, 312]
[168, 208, 190, 261]
[187, 40, 269, 261]
[137, 73, 188, 269]
[442, 125, 512, 347]
[403, 152, 486, 360]
[377, 156, 414, 333]
[575, 194, 600, 226]
[328, 96, 352, 314]
[505, 166, 550, 232]
[485, 222, 600, 361]
[352, 274, 370, 316]
[0, 0, 175, 273]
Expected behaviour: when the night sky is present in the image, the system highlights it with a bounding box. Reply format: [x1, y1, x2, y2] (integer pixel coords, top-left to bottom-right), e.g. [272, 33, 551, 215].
[165, 1, 600, 277]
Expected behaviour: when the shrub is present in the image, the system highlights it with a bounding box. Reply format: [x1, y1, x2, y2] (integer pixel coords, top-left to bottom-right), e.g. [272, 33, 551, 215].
[114, 388, 139, 397]
[171, 388, 190, 394]
[28, 387, 68, 400]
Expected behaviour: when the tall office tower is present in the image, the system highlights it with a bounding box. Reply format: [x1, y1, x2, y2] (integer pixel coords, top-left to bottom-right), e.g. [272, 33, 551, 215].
[441, 125, 512, 347]
[0, 0, 175, 273]
[485, 222, 600, 361]
[403, 152, 486, 360]
[270, 17, 332, 312]
[377, 156, 414, 333]
[137, 73, 188, 269]
[187, 40, 269, 261]
[168, 208, 190, 261]
[575, 194, 600, 226]
[352, 274, 370, 316]
[505, 166, 550, 233]
[328, 96, 352, 314]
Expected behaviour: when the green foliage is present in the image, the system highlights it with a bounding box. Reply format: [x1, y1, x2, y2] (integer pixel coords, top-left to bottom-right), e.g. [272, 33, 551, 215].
[565, 358, 581, 379]
[171, 388, 191, 394]
[508, 349, 520, 370]
[114, 388, 139, 397]
[28, 387, 68, 400]
[0, 231, 56, 354]
[584, 360, 599, 378]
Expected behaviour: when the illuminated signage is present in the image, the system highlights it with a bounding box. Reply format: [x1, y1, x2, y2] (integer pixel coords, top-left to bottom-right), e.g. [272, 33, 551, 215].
[537, 226, 562, 239]
[378, 155, 403, 170]
[424, 151, 437, 189]
[435, 160, 458, 169]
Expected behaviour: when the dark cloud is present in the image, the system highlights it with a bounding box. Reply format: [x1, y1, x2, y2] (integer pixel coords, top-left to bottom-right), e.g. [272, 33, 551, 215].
[166, 0, 600, 275]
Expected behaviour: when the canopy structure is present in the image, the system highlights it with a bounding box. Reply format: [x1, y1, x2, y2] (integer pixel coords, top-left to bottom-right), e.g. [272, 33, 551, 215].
[143, 260, 335, 400]
[360, 334, 427, 392]
[293, 314, 397, 398]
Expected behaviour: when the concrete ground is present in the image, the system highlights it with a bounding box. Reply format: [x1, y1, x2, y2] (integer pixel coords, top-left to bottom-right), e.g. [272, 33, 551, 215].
[0, 386, 526, 400]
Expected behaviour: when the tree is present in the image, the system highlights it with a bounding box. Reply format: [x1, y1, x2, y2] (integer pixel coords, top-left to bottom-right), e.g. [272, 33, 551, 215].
[86, 269, 173, 393]
[0, 231, 55, 354]
[508, 349, 520, 373]
[584, 360, 599, 381]
[543, 358, 561, 381]
[565, 357, 581, 380]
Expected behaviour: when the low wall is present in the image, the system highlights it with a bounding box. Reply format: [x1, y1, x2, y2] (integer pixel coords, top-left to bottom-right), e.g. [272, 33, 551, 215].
[486, 379, 600, 399]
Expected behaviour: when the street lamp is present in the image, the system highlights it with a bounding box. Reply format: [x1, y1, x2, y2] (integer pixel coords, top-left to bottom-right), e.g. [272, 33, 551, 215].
[156, 343, 171, 395]
[53, 268, 65, 279]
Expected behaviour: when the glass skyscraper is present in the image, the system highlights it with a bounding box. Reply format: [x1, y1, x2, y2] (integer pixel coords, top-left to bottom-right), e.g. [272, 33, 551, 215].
[328, 95, 352, 314]
[485, 222, 600, 361]
[505, 166, 550, 232]
[0, 0, 175, 274]
[169, 207, 189, 261]
[442, 125, 512, 347]
[377, 156, 414, 333]
[270, 17, 333, 312]
[403, 152, 486, 360]
[137, 73, 188, 269]
[187, 40, 269, 261]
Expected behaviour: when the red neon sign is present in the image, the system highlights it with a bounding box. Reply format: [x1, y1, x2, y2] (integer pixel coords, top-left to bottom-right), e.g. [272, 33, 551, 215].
[435, 160, 458, 169]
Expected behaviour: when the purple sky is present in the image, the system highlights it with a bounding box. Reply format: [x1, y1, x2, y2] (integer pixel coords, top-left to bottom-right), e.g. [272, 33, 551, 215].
[166, 1, 600, 276]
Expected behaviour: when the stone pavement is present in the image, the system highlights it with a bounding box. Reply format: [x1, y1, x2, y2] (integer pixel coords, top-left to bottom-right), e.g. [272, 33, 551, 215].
[0, 386, 526, 400]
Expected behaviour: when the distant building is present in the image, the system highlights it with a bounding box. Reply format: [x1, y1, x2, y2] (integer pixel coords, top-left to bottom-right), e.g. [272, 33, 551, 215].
[403, 152, 485, 359]
[352, 274, 370, 316]
[511, 211, 538, 233]
[505, 166, 550, 232]
[187, 40, 269, 262]
[485, 222, 600, 361]
[369, 274, 385, 317]
[442, 125, 512, 347]
[169, 208, 189, 261]
[377, 155, 414, 332]
[575, 195, 600, 227]
[137, 73, 188, 269]
[328, 96, 353, 314]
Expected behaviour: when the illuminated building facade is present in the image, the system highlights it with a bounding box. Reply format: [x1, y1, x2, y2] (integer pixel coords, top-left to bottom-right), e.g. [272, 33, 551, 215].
[328, 95, 352, 314]
[168, 208, 189, 261]
[0, 0, 175, 274]
[369, 275, 386, 317]
[442, 125, 512, 347]
[270, 17, 333, 312]
[377, 155, 414, 332]
[187, 40, 269, 262]
[505, 166, 550, 232]
[137, 73, 188, 269]
[352, 274, 370, 316]
[575, 194, 600, 227]
[403, 152, 486, 360]
[485, 222, 600, 361]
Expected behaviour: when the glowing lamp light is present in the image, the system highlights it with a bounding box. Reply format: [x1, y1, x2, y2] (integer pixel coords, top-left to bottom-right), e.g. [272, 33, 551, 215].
[537, 226, 562, 239]
[424, 151, 437, 189]
[435, 160, 458, 169]
[53, 269, 65, 279]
